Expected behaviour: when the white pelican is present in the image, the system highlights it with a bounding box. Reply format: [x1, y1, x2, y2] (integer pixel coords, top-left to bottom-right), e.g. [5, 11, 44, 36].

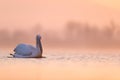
[10, 34, 43, 58]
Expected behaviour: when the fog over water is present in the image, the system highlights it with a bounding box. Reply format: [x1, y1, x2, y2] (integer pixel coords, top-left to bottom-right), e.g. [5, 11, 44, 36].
[0, 21, 120, 50]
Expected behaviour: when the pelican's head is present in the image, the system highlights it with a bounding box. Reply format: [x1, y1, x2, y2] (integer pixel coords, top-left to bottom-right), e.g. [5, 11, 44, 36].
[36, 34, 41, 40]
[36, 34, 43, 54]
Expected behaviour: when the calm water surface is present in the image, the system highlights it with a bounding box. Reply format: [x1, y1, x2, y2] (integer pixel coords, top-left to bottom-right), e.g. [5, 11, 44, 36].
[0, 50, 120, 80]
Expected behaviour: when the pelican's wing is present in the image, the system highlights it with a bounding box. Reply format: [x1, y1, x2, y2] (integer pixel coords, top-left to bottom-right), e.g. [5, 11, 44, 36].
[14, 44, 32, 56]
[19, 52, 32, 56]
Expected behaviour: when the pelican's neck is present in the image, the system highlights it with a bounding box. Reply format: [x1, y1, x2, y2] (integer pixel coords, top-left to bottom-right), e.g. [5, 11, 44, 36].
[36, 37, 43, 54]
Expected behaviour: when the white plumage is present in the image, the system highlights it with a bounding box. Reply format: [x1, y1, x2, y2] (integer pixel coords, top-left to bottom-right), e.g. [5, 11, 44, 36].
[11, 35, 43, 58]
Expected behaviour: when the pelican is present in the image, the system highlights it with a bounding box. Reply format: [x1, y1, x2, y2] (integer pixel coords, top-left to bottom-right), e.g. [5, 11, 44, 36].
[10, 34, 43, 58]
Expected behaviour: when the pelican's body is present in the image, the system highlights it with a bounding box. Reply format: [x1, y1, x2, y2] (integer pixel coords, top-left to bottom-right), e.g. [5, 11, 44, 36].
[11, 35, 43, 58]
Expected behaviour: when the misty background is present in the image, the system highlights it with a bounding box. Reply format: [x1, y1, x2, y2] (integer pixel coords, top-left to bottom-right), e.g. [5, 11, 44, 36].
[1, 0, 120, 51]
[0, 20, 120, 50]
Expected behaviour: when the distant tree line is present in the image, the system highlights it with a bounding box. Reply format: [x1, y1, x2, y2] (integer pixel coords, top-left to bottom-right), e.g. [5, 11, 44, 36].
[0, 21, 120, 48]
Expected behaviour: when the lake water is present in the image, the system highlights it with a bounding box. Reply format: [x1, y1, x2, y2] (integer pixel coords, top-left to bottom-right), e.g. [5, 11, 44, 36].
[0, 50, 120, 80]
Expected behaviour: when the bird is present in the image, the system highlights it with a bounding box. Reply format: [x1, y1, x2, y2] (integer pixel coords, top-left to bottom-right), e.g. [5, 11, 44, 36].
[10, 34, 43, 58]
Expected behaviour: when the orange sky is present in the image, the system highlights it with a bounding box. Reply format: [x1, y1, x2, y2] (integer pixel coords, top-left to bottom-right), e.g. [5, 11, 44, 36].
[93, 0, 120, 9]
[0, 0, 120, 31]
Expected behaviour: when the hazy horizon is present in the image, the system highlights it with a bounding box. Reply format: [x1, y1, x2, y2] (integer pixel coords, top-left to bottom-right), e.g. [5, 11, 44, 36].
[0, 21, 120, 51]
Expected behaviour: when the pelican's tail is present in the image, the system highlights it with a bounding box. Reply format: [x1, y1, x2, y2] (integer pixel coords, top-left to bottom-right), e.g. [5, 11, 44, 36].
[10, 54, 15, 57]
